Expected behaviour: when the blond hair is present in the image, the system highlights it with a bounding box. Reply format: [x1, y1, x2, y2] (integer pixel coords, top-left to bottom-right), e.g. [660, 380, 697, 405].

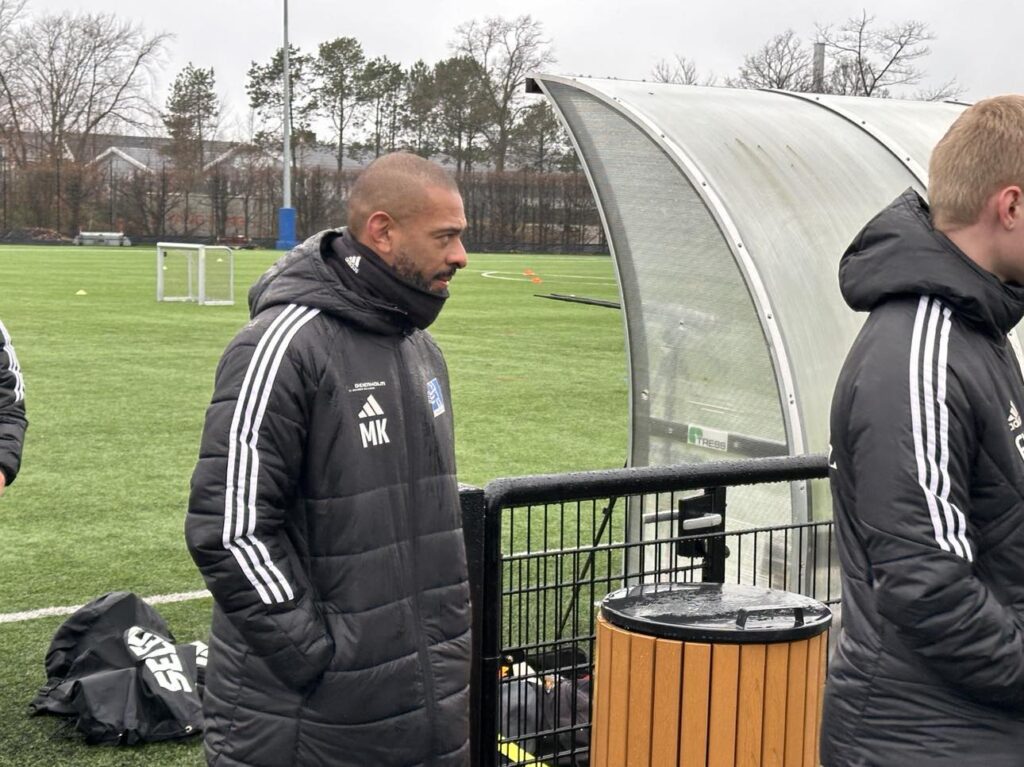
[929, 95, 1024, 228]
[347, 152, 458, 235]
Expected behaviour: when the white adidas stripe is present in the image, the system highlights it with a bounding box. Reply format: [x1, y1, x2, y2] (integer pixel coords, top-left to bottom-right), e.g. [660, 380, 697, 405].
[224, 305, 300, 604]
[358, 394, 385, 419]
[909, 297, 972, 561]
[0, 319, 25, 403]
[910, 298, 950, 554]
[936, 308, 972, 559]
[366, 394, 384, 416]
[224, 304, 320, 604]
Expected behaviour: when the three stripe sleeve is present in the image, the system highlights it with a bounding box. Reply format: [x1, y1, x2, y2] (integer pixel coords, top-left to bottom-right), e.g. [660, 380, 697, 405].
[843, 296, 1024, 704]
[0, 319, 27, 486]
[186, 305, 334, 690]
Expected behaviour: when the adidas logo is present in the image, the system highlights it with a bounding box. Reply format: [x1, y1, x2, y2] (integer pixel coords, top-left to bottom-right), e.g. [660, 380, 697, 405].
[1010, 400, 1022, 431]
[358, 394, 389, 448]
[345, 255, 361, 273]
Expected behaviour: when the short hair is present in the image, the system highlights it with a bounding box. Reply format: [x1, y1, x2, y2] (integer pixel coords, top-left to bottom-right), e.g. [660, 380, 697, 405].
[929, 94, 1024, 228]
[347, 152, 459, 235]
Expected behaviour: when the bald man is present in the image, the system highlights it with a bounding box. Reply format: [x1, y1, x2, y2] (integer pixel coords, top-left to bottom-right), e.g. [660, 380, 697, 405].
[186, 152, 471, 766]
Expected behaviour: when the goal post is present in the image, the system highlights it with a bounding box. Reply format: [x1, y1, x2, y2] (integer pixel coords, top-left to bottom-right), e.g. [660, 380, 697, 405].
[156, 242, 235, 306]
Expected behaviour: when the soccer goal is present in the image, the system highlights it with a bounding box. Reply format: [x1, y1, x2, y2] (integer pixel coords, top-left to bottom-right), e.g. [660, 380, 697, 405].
[156, 243, 235, 306]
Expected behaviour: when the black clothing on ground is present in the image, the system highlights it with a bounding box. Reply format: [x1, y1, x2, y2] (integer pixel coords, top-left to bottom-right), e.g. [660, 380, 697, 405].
[29, 591, 204, 745]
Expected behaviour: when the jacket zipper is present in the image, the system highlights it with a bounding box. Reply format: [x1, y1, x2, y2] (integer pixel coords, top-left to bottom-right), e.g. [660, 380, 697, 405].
[395, 337, 442, 761]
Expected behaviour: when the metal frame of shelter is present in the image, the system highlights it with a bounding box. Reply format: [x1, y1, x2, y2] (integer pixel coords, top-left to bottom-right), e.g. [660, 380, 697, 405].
[527, 77, 1011, 525]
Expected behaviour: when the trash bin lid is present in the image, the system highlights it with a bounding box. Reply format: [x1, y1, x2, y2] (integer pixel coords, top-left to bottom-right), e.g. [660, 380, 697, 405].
[601, 582, 831, 643]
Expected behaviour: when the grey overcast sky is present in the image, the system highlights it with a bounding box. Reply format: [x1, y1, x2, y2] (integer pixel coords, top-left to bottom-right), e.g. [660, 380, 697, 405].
[25, 0, 1024, 134]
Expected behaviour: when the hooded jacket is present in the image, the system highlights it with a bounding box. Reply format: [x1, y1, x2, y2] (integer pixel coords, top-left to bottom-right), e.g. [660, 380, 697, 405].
[185, 230, 471, 766]
[0, 317, 26, 485]
[822, 190, 1024, 766]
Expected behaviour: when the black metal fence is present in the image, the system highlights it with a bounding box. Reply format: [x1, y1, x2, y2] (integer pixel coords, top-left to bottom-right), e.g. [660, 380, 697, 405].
[461, 454, 837, 767]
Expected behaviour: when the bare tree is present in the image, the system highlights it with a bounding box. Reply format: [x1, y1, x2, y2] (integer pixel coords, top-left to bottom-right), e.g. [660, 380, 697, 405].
[0, 0, 28, 147]
[728, 30, 813, 90]
[817, 12, 937, 97]
[450, 14, 556, 172]
[914, 78, 966, 103]
[0, 9, 167, 232]
[651, 55, 715, 86]
[1, 11, 167, 164]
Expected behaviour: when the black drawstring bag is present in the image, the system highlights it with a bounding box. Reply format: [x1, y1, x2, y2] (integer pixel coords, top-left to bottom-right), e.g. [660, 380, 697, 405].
[28, 591, 205, 745]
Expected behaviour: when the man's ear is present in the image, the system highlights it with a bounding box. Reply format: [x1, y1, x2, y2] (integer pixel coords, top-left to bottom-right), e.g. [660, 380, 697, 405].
[363, 211, 395, 257]
[996, 186, 1024, 230]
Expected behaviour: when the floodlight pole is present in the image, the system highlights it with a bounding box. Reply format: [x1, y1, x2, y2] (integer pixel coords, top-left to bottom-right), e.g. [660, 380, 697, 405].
[276, 0, 297, 250]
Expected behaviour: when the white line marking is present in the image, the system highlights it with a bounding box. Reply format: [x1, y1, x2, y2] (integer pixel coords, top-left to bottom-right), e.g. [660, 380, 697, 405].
[479, 270, 617, 283]
[0, 589, 211, 624]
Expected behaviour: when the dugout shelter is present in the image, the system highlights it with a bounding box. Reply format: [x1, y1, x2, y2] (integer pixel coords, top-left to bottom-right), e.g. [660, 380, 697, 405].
[530, 77, 1024, 525]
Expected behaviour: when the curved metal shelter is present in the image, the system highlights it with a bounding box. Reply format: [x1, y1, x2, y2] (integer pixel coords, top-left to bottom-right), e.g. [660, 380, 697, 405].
[531, 76, 982, 525]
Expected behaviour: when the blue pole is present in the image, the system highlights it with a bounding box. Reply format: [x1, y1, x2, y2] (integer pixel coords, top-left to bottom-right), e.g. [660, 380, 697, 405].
[276, 206, 297, 250]
[277, 0, 295, 251]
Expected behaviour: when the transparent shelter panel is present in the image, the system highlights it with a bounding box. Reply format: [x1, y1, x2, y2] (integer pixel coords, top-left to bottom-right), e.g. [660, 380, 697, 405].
[625, 82, 927, 463]
[808, 94, 966, 172]
[540, 78, 965, 524]
[545, 83, 792, 521]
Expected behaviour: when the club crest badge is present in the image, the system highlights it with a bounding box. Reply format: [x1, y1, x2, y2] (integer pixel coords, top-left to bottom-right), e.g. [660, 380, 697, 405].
[427, 378, 445, 418]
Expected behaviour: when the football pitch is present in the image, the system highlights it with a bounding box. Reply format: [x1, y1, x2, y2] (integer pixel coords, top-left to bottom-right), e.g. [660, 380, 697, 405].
[0, 244, 627, 765]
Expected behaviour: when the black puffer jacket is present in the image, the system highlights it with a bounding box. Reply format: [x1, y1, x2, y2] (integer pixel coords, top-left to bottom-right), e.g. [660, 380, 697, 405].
[0, 318, 26, 485]
[185, 231, 471, 766]
[822, 190, 1024, 766]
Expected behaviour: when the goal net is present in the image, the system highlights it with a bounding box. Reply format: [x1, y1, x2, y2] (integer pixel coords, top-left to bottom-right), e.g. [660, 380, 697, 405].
[156, 243, 235, 306]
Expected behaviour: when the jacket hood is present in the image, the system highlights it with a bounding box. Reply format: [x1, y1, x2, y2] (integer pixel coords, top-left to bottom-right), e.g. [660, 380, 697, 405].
[247, 230, 408, 335]
[839, 188, 1024, 337]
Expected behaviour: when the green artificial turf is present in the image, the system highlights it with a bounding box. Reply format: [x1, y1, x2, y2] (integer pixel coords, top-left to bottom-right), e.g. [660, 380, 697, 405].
[0, 245, 627, 764]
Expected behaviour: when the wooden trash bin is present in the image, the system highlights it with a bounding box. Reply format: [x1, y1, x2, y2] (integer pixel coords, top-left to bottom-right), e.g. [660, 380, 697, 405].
[591, 583, 831, 767]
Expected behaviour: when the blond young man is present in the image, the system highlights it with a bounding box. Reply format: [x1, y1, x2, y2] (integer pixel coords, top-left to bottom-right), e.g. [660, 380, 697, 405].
[822, 95, 1024, 766]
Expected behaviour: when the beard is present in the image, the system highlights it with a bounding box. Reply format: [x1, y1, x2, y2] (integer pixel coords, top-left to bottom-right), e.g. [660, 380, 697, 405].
[393, 248, 454, 295]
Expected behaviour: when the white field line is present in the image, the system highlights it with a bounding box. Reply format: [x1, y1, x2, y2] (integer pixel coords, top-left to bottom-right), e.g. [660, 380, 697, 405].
[0, 589, 211, 624]
[478, 270, 617, 283]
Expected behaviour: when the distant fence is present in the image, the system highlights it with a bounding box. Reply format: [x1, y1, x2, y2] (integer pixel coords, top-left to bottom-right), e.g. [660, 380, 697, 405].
[461, 455, 837, 766]
[0, 162, 607, 254]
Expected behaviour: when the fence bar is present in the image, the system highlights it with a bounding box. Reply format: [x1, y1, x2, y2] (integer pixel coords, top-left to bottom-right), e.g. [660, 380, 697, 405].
[485, 454, 829, 509]
[460, 486, 487, 767]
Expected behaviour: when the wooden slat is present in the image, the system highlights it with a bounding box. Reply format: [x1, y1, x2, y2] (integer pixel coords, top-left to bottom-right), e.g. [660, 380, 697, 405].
[707, 644, 740, 767]
[592, 618, 612, 767]
[607, 623, 633, 767]
[735, 643, 767, 767]
[814, 632, 828, 763]
[802, 634, 825, 767]
[651, 639, 683, 767]
[627, 633, 656, 767]
[783, 639, 809, 767]
[680, 642, 712, 767]
[761, 642, 790, 767]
